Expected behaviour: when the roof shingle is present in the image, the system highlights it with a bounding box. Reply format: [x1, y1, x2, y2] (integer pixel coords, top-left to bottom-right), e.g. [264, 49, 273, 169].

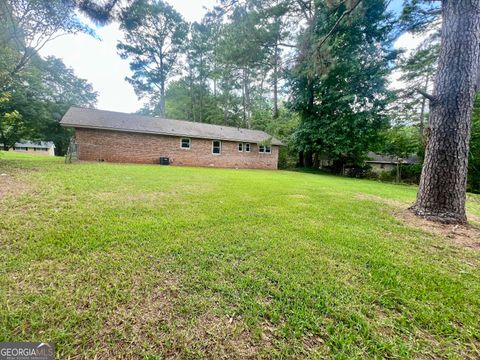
[61, 107, 283, 146]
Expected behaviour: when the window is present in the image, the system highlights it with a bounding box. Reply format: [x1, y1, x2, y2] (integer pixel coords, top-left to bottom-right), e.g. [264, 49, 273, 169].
[259, 145, 271, 154]
[238, 143, 243, 152]
[245, 143, 250, 152]
[180, 138, 191, 149]
[212, 140, 221, 155]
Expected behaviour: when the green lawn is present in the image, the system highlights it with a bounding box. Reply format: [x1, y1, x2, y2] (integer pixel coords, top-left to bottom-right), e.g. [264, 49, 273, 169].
[1, 152, 479, 359]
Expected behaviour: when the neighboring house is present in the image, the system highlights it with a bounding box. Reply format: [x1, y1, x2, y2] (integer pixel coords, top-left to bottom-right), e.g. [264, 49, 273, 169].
[60, 107, 283, 169]
[366, 151, 420, 173]
[3, 141, 55, 156]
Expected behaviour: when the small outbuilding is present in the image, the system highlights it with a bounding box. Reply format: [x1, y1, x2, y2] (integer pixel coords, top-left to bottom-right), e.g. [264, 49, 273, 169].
[60, 107, 283, 169]
[366, 152, 420, 173]
[3, 141, 55, 156]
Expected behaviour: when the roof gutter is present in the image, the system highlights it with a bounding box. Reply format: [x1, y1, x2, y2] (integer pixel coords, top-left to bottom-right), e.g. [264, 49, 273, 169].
[61, 123, 285, 146]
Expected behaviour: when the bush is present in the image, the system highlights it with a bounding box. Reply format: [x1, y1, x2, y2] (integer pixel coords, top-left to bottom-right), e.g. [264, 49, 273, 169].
[397, 164, 422, 183]
[344, 165, 370, 178]
[278, 146, 297, 169]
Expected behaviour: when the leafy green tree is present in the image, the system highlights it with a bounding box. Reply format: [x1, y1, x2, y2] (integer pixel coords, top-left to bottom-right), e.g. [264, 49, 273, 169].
[394, 40, 439, 152]
[469, 96, 480, 193]
[383, 126, 420, 182]
[38, 57, 98, 154]
[0, 54, 97, 154]
[289, 0, 396, 169]
[184, 22, 217, 122]
[0, 93, 26, 150]
[161, 79, 224, 125]
[117, 0, 188, 116]
[0, 0, 93, 89]
[215, 4, 274, 128]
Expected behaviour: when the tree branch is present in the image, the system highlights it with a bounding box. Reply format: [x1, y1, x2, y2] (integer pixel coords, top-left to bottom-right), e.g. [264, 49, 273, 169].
[278, 42, 297, 48]
[416, 88, 435, 102]
[317, 0, 363, 50]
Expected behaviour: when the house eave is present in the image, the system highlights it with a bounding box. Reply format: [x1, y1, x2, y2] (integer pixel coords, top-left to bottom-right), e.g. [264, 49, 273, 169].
[62, 123, 284, 146]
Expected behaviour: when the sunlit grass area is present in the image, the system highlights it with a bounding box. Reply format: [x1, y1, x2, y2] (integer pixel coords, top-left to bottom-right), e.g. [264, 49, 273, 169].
[1, 152, 479, 359]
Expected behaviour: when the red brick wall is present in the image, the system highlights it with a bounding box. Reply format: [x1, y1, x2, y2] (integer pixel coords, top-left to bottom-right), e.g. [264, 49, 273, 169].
[75, 128, 279, 170]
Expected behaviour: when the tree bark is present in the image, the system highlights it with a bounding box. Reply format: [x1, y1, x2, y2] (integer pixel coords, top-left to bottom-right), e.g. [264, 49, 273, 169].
[411, 0, 480, 224]
[273, 42, 279, 119]
[419, 73, 429, 148]
[298, 151, 305, 167]
[242, 68, 252, 129]
[160, 80, 166, 117]
[313, 152, 319, 168]
[304, 151, 313, 167]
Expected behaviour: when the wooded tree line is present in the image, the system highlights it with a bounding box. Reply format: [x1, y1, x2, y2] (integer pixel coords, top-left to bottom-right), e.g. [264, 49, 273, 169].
[1, 0, 480, 223]
[116, 0, 480, 199]
[0, 1, 98, 154]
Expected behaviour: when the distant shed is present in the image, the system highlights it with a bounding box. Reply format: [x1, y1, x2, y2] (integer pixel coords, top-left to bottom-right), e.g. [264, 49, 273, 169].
[3, 141, 56, 156]
[366, 152, 420, 173]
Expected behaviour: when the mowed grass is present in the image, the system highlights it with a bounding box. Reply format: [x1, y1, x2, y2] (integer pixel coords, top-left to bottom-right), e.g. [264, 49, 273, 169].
[1, 152, 479, 359]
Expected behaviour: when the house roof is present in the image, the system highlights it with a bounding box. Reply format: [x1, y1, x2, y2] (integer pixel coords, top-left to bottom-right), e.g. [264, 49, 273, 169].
[12, 141, 55, 148]
[366, 152, 420, 165]
[61, 107, 283, 146]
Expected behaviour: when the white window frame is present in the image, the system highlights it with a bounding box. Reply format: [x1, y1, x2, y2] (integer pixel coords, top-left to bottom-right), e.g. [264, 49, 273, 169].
[259, 145, 272, 154]
[180, 137, 191, 149]
[238, 143, 243, 152]
[245, 143, 251, 152]
[212, 140, 222, 155]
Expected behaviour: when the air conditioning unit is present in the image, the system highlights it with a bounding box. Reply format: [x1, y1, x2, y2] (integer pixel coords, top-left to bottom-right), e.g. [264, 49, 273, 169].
[159, 157, 170, 165]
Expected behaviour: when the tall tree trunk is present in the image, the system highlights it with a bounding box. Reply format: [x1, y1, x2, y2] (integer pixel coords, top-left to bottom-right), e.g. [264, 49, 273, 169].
[199, 55, 204, 122]
[411, 0, 480, 224]
[160, 80, 166, 117]
[223, 89, 229, 125]
[273, 42, 279, 119]
[243, 68, 251, 129]
[298, 151, 305, 167]
[419, 73, 429, 148]
[305, 151, 313, 167]
[189, 69, 195, 121]
[313, 152, 319, 168]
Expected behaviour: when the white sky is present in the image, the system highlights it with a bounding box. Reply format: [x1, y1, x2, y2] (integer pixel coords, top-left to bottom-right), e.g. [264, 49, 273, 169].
[39, 0, 217, 113]
[39, 0, 415, 113]
[389, 31, 434, 90]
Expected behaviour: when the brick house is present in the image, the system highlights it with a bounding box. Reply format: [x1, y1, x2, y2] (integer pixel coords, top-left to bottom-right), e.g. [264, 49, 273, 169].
[61, 107, 283, 169]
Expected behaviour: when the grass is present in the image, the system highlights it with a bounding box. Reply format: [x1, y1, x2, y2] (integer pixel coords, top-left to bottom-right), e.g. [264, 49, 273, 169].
[1, 152, 479, 359]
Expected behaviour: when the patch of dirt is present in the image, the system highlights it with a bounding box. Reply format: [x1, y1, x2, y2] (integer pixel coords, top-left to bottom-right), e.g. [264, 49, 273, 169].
[395, 209, 480, 250]
[92, 276, 276, 359]
[356, 193, 480, 250]
[0, 173, 29, 201]
[354, 193, 408, 208]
